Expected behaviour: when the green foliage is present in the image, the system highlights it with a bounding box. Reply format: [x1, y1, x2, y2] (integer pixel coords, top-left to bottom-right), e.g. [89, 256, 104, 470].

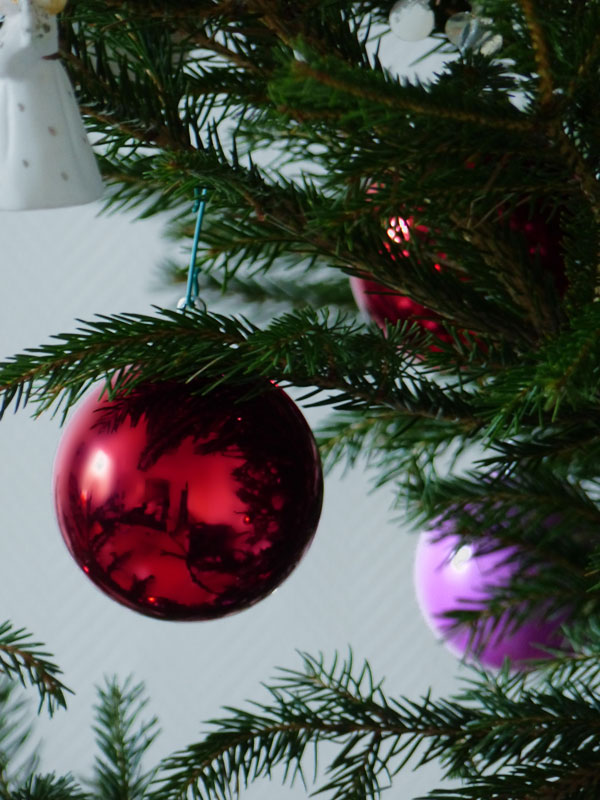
[2, 653, 600, 799]
[0, 623, 70, 716]
[0, 308, 480, 431]
[154, 652, 600, 800]
[2, 0, 600, 797]
[0, 681, 39, 797]
[90, 677, 160, 800]
[0, 675, 159, 798]
[1, 653, 600, 799]
[8, 774, 89, 800]
[164, 262, 357, 313]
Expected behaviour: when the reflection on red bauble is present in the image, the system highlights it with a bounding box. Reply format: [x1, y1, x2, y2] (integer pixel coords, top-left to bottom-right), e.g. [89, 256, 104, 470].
[53, 380, 323, 621]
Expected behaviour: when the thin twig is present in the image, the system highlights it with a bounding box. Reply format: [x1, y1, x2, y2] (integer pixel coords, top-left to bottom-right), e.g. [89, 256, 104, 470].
[517, 0, 554, 108]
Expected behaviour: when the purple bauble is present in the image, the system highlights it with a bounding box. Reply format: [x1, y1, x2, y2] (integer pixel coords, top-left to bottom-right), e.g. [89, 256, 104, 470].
[414, 520, 567, 668]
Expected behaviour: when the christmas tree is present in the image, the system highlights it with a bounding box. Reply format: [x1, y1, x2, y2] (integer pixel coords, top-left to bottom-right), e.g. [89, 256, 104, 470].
[1, 0, 600, 797]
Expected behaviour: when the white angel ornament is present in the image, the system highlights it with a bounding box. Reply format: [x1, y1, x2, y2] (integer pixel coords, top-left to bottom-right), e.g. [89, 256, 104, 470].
[0, 0, 103, 210]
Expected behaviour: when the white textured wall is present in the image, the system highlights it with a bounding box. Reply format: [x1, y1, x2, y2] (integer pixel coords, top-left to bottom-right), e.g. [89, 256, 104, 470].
[0, 31, 467, 795]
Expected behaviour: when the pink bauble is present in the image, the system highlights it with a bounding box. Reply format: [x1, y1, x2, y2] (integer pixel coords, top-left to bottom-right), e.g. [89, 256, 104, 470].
[414, 521, 567, 668]
[53, 380, 323, 621]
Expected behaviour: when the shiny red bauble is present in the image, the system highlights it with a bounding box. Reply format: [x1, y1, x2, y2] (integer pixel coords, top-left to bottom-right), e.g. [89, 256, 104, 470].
[351, 214, 453, 344]
[352, 204, 566, 340]
[350, 276, 452, 343]
[53, 380, 323, 621]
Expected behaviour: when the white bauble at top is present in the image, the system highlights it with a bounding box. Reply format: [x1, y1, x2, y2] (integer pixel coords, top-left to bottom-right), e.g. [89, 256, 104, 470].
[389, 0, 435, 42]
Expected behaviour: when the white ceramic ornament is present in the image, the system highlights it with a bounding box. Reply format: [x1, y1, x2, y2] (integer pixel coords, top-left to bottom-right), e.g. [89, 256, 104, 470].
[389, 0, 435, 42]
[0, 0, 103, 210]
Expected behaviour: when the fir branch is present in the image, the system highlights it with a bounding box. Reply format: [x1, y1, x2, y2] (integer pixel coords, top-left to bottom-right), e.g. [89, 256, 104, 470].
[0, 308, 481, 433]
[0, 624, 70, 716]
[453, 214, 562, 340]
[9, 774, 89, 800]
[0, 680, 39, 797]
[316, 409, 400, 473]
[481, 423, 600, 477]
[553, 128, 600, 243]
[4, 4, 600, 799]
[78, 103, 181, 152]
[242, 0, 374, 68]
[61, 8, 195, 151]
[271, 49, 534, 134]
[94, 155, 179, 218]
[517, 0, 554, 109]
[482, 303, 600, 432]
[508, 2, 600, 236]
[315, 406, 472, 493]
[165, 262, 356, 311]
[155, 652, 600, 800]
[525, 647, 600, 692]
[566, 19, 600, 102]
[407, 468, 600, 529]
[421, 763, 600, 799]
[566, 3, 600, 101]
[91, 677, 160, 800]
[154, 651, 466, 800]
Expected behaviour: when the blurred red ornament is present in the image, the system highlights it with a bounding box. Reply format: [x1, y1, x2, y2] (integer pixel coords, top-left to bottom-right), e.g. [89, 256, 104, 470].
[53, 380, 323, 621]
[507, 203, 568, 296]
[352, 201, 566, 341]
[350, 275, 451, 342]
[351, 213, 453, 345]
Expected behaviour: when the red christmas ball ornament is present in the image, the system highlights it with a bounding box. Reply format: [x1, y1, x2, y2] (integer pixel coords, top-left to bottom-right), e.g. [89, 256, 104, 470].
[350, 275, 451, 342]
[352, 198, 567, 340]
[351, 213, 453, 345]
[53, 379, 323, 621]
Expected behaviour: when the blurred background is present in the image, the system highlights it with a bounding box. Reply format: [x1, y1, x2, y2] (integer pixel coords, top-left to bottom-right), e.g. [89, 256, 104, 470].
[0, 30, 467, 795]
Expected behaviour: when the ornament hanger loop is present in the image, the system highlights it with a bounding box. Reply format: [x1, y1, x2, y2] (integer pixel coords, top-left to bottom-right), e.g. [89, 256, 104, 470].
[178, 187, 209, 312]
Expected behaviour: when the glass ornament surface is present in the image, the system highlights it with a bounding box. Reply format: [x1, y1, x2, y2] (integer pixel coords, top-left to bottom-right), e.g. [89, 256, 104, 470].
[389, 0, 435, 41]
[414, 523, 568, 668]
[53, 380, 323, 621]
[445, 12, 502, 55]
[444, 11, 475, 44]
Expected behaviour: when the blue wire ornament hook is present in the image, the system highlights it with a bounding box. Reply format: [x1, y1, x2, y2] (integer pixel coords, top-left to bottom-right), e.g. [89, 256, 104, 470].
[178, 187, 208, 311]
